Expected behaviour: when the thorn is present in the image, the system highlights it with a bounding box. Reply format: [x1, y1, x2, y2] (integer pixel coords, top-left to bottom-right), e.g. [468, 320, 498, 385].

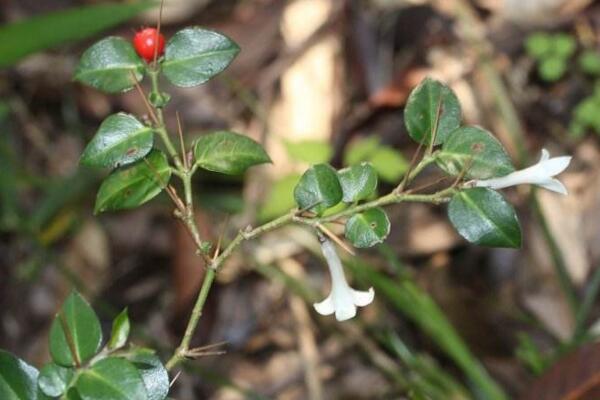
[176, 111, 188, 170]
[317, 223, 355, 256]
[397, 140, 424, 193]
[213, 215, 231, 260]
[169, 370, 182, 387]
[153, 0, 165, 66]
[130, 71, 159, 126]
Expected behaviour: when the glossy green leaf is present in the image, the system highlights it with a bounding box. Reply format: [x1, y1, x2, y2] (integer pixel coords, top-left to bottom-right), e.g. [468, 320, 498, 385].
[258, 174, 301, 222]
[108, 308, 130, 350]
[0, 2, 155, 68]
[76, 357, 148, 400]
[38, 363, 73, 398]
[75, 37, 144, 93]
[65, 388, 83, 400]
[437, 126, 514, 179]
[294, 164, 342, 215]
[80, 113, 153, 169]
[338, 162, 378, 203]
[162, 27, 240, 87]
[448, 188, 521, 248]
[126, 349, 169, 400]
[345, 207, 390, 248]
[49, 291, 102, 367]
[369, 147, 409, 183]
[94, 149, 171, 213]
[0, 350, 39, 400]
[284, 140, 333, 164]
[404, 78, 461, 145]
[194, 131, 271, 175]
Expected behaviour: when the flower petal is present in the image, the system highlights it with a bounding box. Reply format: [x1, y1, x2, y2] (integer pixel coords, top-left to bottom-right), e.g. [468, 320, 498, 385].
[540, 156, 571, 176]
[335, 304, 357, 321]
[314, 295, 335, 316]
[351, 287, 375, 307]
[537, 178, 568, 195]
[539, 148, 550, 162]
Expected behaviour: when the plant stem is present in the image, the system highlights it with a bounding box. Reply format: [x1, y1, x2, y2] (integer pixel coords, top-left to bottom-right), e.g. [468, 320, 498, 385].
[165, 186, 456, 370]
[147, 59, 456, 372]
[165, 267, 215, 370]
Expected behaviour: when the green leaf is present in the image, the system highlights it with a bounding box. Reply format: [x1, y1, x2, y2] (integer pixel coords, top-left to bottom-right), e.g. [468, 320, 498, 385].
[579, 51, 600, 76]
[38, 363, 73, 398]
[345, 207, 390, 248]
[404, 78, 462, 145]
[338, 162, 378, 203]
[108, 308, 130, 350]
[258, 174, 301, 222]
[94, 149, 171, 213]
[0, 2, 155, 68]
[343, 136, 380, 166]
[76, 357, 148, 400]
[284, 140, 333, 164]
[294, 164, 342, 215]
[126, 349, 169, 400]
[65, 388, 83, 400]
[0, 350, 39, 400]
[525, 33, 552, 59]
[369, 147, 409, 183]
[194, 131, 271, 175]
[80, 113, 154, 169]
[162, 27, 240, 87]
[49, 291, 102, 367]
[538, 56, 567, 82]
[75, 37, 144, 93]
[437, 126, 514, 179]
[552, 33, 576, 58]
[448, 188, 521, 248]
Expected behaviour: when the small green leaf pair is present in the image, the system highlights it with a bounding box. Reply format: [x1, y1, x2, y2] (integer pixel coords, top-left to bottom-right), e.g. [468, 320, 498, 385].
[80, 111, 270, 213]
[75, 27, 239, 93]
[294, 163, 377, 214]
[404, 78, 521, 248]
[294, 163, 390, 248]
[525, 32, 576, 82]
[0, 292, 169, 400]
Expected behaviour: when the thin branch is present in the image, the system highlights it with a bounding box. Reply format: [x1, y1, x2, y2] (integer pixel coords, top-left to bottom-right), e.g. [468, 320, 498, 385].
[175, 111, 189, 170]
[130, 71, 159, 126]
[165, 185, 458, 371]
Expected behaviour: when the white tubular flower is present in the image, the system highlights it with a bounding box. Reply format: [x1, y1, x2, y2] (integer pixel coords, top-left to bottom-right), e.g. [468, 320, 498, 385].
[474, 149, 571, 195]
[313, 237, 374, 321]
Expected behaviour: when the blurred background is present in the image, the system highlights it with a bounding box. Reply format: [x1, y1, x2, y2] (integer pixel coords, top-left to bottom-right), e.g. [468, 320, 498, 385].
[2, 0, 600, 398]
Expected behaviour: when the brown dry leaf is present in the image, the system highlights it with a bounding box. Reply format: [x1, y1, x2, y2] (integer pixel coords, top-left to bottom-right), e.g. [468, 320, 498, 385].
[522, 342, 600, 400]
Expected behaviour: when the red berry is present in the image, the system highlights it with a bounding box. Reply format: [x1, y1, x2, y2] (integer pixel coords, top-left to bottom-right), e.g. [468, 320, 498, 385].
[133, 28, 165, 62]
